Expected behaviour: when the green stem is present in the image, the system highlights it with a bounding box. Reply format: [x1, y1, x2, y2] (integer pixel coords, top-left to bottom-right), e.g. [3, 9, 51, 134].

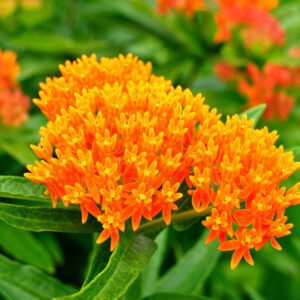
[137, 207, 212, 237]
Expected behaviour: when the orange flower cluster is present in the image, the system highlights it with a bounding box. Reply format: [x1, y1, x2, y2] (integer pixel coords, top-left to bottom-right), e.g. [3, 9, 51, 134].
[156, 0, 204, 16]
[214, 0, 284, 47]
[155, 0, 283, 48]
[215, 61, 300, 120]
[25, 54, 300, 269]
[0, 0, 42, 17]
[238, 63, 296, 120]
[0, 49, 29, 126]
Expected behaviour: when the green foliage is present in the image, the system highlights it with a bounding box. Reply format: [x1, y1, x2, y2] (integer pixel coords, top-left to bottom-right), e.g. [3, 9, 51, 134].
[141, 229, 169, 296]
[0, 176, 50, 202]
[38, 232, 64, 265]
[0, 254, 75, 300]
[0, 0, 299, 299]
[0, 202, 99, 233]
[152, 231, 220, 296]
[57, 234, 157, 300]
[0, 221, 55, 273]
[144, 293, 213, 300]
[239, 104, 267, 127]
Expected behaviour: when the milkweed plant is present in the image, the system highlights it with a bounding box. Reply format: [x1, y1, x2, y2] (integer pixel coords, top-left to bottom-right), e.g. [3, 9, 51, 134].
[0, 0, 300, 300]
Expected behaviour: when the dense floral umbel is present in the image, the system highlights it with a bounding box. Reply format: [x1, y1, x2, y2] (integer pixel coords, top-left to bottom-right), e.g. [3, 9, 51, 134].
[0, 49, 29, 126]
[25, 54, 300, 268]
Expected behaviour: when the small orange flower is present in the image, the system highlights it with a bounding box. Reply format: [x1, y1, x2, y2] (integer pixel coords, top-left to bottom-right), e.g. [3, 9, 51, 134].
[26, 54, 300, 269]
[219, 227, 261, 269]
[156, 0, 204, 16]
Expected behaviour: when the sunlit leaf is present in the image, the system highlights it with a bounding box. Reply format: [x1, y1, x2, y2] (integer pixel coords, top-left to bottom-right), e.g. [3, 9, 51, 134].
[0, 176, 50, 202]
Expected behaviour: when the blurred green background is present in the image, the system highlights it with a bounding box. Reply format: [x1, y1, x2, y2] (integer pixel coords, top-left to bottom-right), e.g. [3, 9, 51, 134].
[0, 0, 300, 299]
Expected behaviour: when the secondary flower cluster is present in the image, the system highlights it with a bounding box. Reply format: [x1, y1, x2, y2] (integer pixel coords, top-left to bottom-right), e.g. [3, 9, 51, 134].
[214, 0, 284, 47]
[156, 0, 204, 16]
[156, 0, 283, 47]
[25, 54, 300, 269]
[215, 61, 300, 120]
[0, 49, 29, 126]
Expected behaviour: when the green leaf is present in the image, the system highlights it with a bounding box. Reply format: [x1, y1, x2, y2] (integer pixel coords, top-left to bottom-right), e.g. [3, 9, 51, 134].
[287, 146, 300, 161]
[0, 221, 55, 273]
[0, 114, 45, 144]
[258, 244, 300, 278]
[243, 284, 266, 300]
[124, 275, 142, 300]
[239, 104, 266, 128]
[82, 236, 112, 287]
[0, 203, 99, 233]
[0, 136, 36, 166]
[144, 292, 214, 300]
[38, 232, 64, 265]
[12, 32, 106, 55]
[153, 230, 220, 295]
[142, 228, 169, 297]
[18, 58, 62, 82]
[57, 234, 157, 300]
[0, 176, 50, 202]
[0, 253, 75, 300]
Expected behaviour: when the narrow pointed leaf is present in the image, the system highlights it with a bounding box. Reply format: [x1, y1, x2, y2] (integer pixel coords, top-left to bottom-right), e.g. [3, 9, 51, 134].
[124, 275, 142, 300]
[239, 104, 266, 127]
[0, 254, 75, 300]
[142, 228, 169, 296]
[0, 203, 99, 233]
[0, 136, 36, 166]
[153, 230, 220, 295]
[82, 236, 112, 287]
[38, 232, 64, 265]
[287, 146, 300, 161]
[0, 176, 50, 202]
[144, 293, 214, 300]
[0, 221, 55, 273]
[57, 234, 157, 300]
